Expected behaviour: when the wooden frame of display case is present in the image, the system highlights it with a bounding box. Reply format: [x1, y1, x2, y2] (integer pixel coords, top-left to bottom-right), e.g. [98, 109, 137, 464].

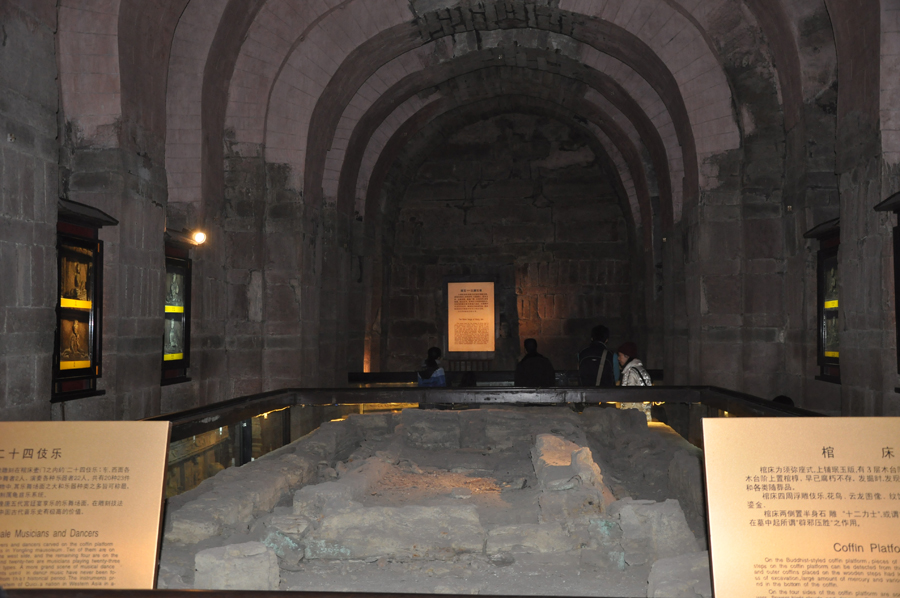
[52, 199, 118, 402]
[803, 217, 840, 384]
[161, 239, 193, 386]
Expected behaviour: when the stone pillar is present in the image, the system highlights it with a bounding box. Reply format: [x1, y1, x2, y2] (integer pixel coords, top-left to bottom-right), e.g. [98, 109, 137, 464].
[0, 1, 58, 420]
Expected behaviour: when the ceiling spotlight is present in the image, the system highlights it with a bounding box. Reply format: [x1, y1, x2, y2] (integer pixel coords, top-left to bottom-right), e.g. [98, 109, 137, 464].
[192, 231, 207, 245]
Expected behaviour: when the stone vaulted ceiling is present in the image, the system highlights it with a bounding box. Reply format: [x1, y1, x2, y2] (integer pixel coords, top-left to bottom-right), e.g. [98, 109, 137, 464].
[38, 0, 900, 415]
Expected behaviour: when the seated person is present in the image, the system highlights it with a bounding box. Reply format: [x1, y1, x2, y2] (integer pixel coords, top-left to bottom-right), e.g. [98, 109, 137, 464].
[514, 338, 555, 387]
[417, 346, 446, 387]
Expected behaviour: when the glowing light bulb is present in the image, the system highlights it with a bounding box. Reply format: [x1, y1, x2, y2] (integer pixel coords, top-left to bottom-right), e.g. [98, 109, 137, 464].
[192, 231, 207, 244]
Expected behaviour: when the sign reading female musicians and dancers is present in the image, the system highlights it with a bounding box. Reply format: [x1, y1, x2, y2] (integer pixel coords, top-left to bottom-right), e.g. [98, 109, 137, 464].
[0, 422, 171, 589]
[447, 282, 495, 352]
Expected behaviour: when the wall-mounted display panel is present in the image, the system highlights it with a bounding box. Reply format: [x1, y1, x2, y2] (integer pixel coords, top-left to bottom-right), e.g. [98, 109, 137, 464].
[447, 282, 495, 353]
[161, 247, 192, 385]
[804, 218, 840, 384]
[53, 228, 104, 401]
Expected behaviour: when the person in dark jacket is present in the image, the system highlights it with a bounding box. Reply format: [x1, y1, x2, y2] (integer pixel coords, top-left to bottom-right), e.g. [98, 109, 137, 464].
[514, 338, 556, 387]
[578, 324, 615, 387]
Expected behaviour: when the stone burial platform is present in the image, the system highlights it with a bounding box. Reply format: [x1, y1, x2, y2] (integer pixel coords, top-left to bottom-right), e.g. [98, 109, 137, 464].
[159, 406, 711, 597]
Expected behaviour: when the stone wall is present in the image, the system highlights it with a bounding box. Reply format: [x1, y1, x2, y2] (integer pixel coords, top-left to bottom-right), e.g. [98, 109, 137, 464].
[0, 1, 58, 421]
[382, 113, 637, 372]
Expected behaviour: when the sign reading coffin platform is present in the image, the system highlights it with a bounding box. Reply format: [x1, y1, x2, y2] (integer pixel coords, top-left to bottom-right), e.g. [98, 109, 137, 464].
[0, 422, 171, 589]
[447, 282, 495, 352]
[703, 418, 900, 598]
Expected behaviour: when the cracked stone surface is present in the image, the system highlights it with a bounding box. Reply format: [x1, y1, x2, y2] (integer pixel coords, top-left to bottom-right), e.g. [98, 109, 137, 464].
[159, 406, 710, 596]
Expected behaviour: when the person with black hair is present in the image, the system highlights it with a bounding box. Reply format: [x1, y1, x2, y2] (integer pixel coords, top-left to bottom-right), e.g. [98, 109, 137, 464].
[578, 324, 616, 387]
[617, 341, 652, 386]
[514, 338, 556, 387]
[417, 346, 446, 387]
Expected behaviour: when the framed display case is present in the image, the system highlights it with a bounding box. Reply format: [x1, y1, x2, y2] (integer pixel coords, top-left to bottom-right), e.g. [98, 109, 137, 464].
[804, 218, 840, 383]
[53, 199, 117, 402]
[161, 241, 193, 385]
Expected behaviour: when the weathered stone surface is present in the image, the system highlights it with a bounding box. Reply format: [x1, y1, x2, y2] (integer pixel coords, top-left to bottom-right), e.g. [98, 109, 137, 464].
[581, 407, 652, 450]
[648, 551, 712, 598]
[485, 523, 576, 554]
[165, 492, 255, 544]
[301, 421, 361, 461]
[531, 434, 613, 498]
[401, 409, 461, 449]
[262, 516, 311, 571]
[538, 488, 605, 523]
[304, 505, 484, 560]
[608, 498, 699, 566]
[268, 514, 312, 537]
[293, 457, 390, 516]
[668, 449, 706, 538]
[194, 542, 280, 591]
[347, 412, 396, 439]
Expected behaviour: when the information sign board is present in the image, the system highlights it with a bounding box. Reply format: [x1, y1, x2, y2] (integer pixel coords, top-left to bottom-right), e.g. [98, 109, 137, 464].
[704, 418, 900, 598]
[447, 282, 495, 352]
[0, 421, 171, 589]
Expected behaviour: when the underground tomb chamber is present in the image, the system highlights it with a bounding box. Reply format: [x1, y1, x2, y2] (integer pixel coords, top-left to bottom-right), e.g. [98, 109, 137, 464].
[159, 406, 711, 597]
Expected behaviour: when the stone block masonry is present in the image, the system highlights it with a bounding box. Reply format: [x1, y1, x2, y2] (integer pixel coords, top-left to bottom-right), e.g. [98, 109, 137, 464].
[158, 406, 709, 595]
[0, 1, 60, 421]
[384, 113, 635, 372]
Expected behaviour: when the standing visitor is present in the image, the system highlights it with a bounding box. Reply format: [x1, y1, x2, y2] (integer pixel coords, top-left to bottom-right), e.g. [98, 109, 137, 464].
[514, 338, 556, 387]
[578, 324, 615, 387]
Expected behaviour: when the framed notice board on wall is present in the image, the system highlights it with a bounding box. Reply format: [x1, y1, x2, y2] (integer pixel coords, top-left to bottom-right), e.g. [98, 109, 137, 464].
[447, 282, 495, 353]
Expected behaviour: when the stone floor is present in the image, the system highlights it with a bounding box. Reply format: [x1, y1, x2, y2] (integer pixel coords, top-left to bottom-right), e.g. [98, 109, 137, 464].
[159, 405, 712, 597]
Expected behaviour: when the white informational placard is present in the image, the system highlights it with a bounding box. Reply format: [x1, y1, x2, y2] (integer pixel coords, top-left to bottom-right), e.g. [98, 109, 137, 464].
[0, 421, 171, 589]
[703, 417, 900, 598]
[447, 282, 495, 352]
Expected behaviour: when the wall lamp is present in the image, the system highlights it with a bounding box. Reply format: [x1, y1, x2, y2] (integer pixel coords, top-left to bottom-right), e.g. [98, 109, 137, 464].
[165, 228, 207, 247]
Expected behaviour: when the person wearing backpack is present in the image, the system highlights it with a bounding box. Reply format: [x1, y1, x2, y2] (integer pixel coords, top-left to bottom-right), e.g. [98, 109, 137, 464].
[577, 324, 616, 387]
[617, 341, 652, 386]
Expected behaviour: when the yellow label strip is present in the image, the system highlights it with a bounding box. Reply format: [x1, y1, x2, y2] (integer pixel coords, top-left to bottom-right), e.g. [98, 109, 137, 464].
[165, 305, 184, 313]
[60, 299, 92, 309]
[60, 360, 91, 370]
[823, 300, 838, 309]
[164, 353, 184, 361]
[824, 351, 839, 358]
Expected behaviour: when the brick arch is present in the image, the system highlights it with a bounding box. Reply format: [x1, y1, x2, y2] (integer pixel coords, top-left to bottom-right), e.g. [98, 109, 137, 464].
[359, 95, 646, 370]
[363, 90, 650, 251]
[199, 0, 266, 221]
[57, 0, 123, 146]
[881, 0, 900, 168]
[337, 65, 656, 249]
[258, 1, 414, 185]
[165, 0, 228, 206]
[301, 10, 712, 241]
[224, 0, 374, 155]
[116, 0, 188, 161]
[332, 45, 673, 234]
